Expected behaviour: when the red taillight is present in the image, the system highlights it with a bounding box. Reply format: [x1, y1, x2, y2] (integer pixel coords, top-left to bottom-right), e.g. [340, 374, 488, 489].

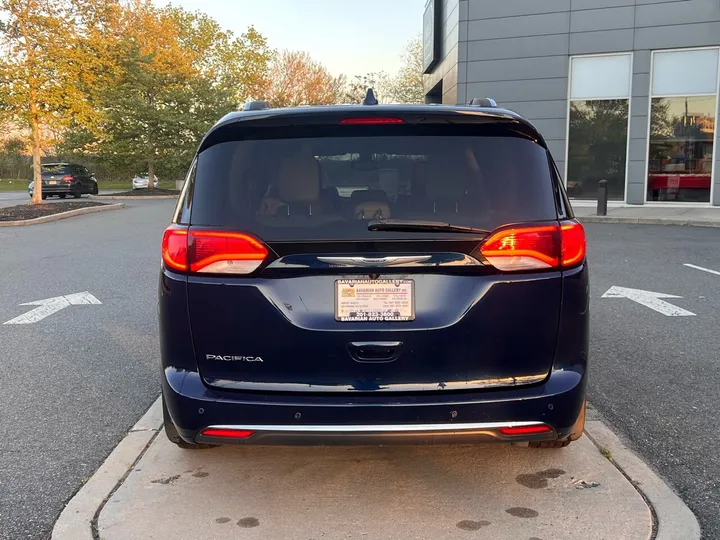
[189, 230, 268, 274]
[339, 117, 404, 125]
[480, 220, 585, 272]
[161, 226, 188, 272]
[480, 224, 559, 271]
[161, 226, 269, 275]
[200, 428, 254, 439]
[560, 221, 586, 267]
[62, 175, 73, 182]
[498, 424, 552, 436]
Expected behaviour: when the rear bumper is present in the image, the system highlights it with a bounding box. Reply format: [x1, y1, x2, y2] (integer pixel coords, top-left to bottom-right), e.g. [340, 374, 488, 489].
[30, 184, 77, 194]
[162, 367, 586, 446]
[195, 421, 557, 445]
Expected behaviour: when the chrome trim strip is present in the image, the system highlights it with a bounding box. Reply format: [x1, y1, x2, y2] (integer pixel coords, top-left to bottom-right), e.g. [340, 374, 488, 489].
[206, 373, 547, 392]
[349, 341, 402, 348]
[266, 253, 482, 269]
[317, 255, 431, 267]
[203, 421, 546, 434]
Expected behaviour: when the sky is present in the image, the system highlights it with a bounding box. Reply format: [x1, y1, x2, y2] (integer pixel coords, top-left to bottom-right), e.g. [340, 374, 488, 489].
[153, 0, 426, 77]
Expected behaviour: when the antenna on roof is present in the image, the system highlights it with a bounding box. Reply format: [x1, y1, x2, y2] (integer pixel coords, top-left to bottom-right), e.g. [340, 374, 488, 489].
[362, 88, 378, 105]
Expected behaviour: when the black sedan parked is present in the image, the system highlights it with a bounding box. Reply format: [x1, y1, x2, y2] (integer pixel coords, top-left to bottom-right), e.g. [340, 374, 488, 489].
[28, 163, 99, 199]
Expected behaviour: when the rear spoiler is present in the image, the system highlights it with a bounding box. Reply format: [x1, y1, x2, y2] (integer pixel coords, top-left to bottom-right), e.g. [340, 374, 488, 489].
[198, 107, 547, 154]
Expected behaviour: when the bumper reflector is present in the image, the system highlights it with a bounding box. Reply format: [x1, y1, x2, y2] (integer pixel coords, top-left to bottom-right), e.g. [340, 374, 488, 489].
[497, 424, 552, 436]
[200, 428, 255, 439]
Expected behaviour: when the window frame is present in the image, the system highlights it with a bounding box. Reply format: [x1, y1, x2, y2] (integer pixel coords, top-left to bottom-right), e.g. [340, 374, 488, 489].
[644, 46, 720, 205]
[564, 52, 633, 203]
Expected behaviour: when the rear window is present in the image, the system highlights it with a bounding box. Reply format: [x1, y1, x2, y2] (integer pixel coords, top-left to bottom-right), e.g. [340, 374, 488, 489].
[42, 164, 71, 174]
[190, 133, 557, 239]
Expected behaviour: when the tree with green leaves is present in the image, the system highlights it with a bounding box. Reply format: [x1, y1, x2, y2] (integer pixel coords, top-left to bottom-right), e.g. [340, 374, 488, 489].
[164, 7, 272, 104]
[63, 1, 273, 185]
[0, 136, 29, 178]
[0, 0, 86, 203]
[385, 36, 423, 104]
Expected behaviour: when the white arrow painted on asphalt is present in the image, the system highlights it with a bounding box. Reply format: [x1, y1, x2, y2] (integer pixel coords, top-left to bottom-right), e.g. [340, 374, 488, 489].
[3, 292, 101, 325]
[601, 286, 695, 317]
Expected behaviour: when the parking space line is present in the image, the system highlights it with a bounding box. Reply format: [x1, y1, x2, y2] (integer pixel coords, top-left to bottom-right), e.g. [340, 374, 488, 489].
[684, 263, 720, 276]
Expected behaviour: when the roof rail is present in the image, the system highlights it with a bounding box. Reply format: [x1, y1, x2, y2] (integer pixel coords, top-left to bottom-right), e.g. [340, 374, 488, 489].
[243, 100, 270, 111]
[467, 97, 497, 107]
[362, 88, 378, 105]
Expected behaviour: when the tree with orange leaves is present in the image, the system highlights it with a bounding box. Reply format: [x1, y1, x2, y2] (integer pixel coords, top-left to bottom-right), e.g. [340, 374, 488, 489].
[264, 50, 345, 108]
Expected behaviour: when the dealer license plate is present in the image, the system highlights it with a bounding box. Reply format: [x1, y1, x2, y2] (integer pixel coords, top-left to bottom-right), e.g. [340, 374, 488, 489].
[335, 279, 414, 322]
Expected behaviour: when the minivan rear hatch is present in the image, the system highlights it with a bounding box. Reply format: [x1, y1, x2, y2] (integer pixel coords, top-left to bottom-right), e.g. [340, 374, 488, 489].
[180, 112, 565, 393]
[41, 164, 71, 185]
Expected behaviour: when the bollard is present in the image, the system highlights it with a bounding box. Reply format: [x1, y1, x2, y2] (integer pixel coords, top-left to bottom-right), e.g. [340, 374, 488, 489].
[597, 179, 608, 216]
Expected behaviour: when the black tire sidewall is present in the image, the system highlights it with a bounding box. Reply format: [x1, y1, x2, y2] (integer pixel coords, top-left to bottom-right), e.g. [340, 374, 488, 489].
[161, 393, 182, 443]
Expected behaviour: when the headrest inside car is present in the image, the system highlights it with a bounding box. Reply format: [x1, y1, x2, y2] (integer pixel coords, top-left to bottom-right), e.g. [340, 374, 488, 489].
[277, 153, 320, 203]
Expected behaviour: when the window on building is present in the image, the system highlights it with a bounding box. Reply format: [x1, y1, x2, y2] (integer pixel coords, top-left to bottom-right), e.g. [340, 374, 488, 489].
[648, 48, 719, 203]
[566, 54, 632, 201]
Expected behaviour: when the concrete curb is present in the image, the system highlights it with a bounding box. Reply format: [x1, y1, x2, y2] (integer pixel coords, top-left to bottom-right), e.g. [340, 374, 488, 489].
[584, 418, 701, 540]
[0, 203, 125, 227]
[90, 194, 178, 200]
[51, 398, 163, 540]
[578, 216, 720, 227]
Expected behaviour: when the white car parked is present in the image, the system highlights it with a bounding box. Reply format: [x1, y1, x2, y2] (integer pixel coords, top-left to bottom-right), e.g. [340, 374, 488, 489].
[132, 174, 159, 189]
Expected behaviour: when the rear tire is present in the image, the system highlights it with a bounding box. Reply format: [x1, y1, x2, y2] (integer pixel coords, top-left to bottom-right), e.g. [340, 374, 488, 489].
[529, 398, 586, 449]
[162, 394, 217, 450]
[41, 193, 47, 200]
[529, 439, 572, 448]
[59, 193, 66, 199]
[73, 189, 81, 199]
[92, 183, 99, 195]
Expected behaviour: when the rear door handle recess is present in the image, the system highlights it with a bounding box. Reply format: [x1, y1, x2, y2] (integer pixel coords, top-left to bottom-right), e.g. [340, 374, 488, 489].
[348, 341, 403, 363]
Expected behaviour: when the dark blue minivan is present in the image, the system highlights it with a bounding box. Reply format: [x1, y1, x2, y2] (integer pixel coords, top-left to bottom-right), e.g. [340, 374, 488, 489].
[159, 97, 588, 449]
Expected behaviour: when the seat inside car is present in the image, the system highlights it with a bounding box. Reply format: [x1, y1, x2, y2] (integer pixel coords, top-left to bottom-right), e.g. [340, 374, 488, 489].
[350, 189, 391, 220]
[258, 152, 340, 224]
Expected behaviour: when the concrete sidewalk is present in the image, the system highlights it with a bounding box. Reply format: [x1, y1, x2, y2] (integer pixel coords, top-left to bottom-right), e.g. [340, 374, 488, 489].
[99, 436, 653, 540]
[51, 399, 699, 540]
[572, 203, 720, 227]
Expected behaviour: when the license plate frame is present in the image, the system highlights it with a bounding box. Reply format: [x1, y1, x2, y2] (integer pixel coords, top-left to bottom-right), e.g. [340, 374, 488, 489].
[335, 279, 415, 322]
[49, 180, 57, 185]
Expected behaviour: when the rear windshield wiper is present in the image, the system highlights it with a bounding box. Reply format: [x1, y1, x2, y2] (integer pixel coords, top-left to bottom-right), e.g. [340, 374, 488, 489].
[368, 219, 489, 235]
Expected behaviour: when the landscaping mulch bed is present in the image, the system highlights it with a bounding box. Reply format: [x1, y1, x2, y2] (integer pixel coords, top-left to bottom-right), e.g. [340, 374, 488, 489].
[96, 188, 180, 197]
[0, 201, 108, 221]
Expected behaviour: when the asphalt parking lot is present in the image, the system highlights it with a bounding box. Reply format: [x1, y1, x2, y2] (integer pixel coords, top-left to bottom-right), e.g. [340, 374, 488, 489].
[0, 197, 718, 539]
[0, 199, 172, 540]
[586, 223, 720, 539]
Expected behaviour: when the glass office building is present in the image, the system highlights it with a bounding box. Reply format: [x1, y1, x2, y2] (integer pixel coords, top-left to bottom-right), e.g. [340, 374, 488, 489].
[423, 0, 720, 205]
